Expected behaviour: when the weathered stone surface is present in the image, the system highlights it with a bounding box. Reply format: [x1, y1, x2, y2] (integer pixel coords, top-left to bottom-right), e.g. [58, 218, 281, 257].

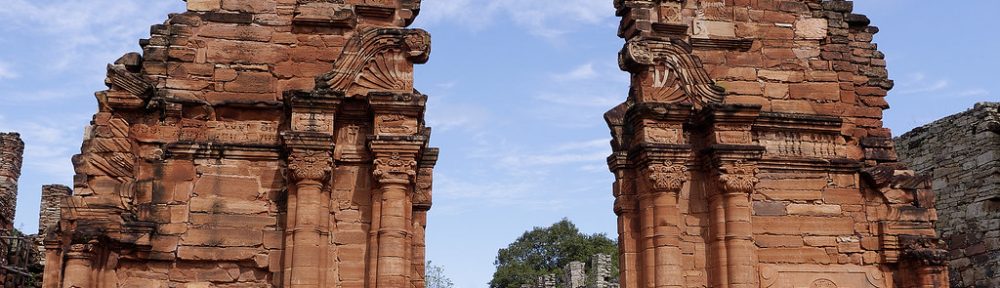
[0, 133, 23, 232]
[896, 102, 1000, 288]
[43, 1, 437, 287]
[608, 1, 947, 287]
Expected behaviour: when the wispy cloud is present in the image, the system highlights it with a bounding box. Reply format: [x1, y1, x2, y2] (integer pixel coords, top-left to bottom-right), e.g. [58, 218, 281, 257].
[419, 0, 614, 40]
[0, 62, 17, 79]
[892, 73, 993, 99]
[0, 114, 87, 177]
[894, 73, 948, 95]
[958, 88, 989, 97]
[0, 0, 183, 72]
[551, 63, 598, 81]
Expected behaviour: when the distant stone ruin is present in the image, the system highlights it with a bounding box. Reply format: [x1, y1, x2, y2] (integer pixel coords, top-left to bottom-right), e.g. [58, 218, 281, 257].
[520, 254, 620, 288]
[895, 102, 1000, 288]
[0, 133, 23, 233]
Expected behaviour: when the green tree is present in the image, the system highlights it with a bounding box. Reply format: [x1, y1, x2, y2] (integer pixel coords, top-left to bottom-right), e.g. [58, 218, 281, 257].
[489, 218, 618, 288]
[426, 261, 455, 288]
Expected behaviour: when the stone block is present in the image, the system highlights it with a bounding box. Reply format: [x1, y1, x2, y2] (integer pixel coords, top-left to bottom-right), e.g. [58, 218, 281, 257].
[789, 82, 841, 101]
[188, 0, 221, 12]
[795, 18, 828, 39]
[786, 204, 842, 216]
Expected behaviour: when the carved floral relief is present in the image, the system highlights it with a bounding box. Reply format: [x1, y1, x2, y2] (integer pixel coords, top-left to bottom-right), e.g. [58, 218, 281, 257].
[646, 161, 689, 192]
[288, 150, 333, 181]
[373, 152, 417, 183]
[718, 161, 759, 194]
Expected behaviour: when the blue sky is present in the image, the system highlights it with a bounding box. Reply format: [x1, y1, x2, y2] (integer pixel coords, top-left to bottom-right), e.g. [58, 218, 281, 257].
[0, 1, 996, 287]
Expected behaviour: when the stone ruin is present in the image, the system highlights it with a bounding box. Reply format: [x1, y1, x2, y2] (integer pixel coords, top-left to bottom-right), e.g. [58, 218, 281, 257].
[36, 185, 72, 266]
[0, 0, 967, 287]
[0, 133, 24, 233]
[40, 0, 437, 287]
[895, 102, 1000, 288]
[520, 254, 620, 288]
[605, 0, 948, 287]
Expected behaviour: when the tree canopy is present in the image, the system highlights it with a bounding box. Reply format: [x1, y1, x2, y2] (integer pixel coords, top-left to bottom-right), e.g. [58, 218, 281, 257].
[489, 218, 618, 288]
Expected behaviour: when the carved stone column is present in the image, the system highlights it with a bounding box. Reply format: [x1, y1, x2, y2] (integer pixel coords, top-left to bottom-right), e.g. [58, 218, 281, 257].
[42, 239, 63, 288]
[411, 149, 437, 288]
[371, 149, 419, 287]
[716, 161, 759, 288]
[61, 242, 95, 288]
[610, 151, 640, 288]
[283, 92, 338, 288]
[287, 149, 333, 288]
[644, 161, 688, 288]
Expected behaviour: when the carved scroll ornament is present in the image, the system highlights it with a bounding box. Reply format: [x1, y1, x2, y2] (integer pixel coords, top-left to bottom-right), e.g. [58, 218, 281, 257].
[620, 37, 725, 107]
[288, 150, 333, 181]
[373, 152, 417, 183]
[319, 28, 431, 97]
[718, 161, 759, 194]
[646, 161, 688, 192]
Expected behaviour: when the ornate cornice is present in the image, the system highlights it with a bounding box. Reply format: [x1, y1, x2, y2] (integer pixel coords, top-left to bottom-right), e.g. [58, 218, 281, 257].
[373, 152, 417, 184]
[645, 161, 688, 192]
[718, 161, 759, 194]
[288, 150, 333, 182]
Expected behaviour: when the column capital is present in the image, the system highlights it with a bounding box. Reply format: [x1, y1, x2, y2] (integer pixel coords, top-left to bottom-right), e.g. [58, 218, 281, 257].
[717, 161, 759, 194]
[65, 242, 96, 260]
[373, 152, 417, 185]
[644, 161, 688, 193]
[288, 149, 333, 182]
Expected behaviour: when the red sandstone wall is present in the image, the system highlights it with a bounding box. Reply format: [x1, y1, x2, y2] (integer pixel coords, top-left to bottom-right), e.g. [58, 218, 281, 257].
[44, 1, 435, 287]
[608, 1, 947, 287]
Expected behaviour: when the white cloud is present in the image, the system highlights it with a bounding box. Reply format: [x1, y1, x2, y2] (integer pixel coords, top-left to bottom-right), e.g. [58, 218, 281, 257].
[535, 92, 621, 108]
[0, 0, 184, 72]
[552, 63, 598, 81]
[958, 88, 989, 97]
[897, 80, 949, 95]
[479, 137, 611, 172]
[0, 114, 87, 177]
[0, 62, 18, 79]
[894, 72, 949, 95]
[419, 0, 614, 39]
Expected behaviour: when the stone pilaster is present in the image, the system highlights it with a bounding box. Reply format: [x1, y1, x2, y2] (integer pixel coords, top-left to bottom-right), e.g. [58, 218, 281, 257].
[286, 148, 333, 288]
[702, 104, 764, 288]
[371, 146, 420, 287]
[284, 93, 338, 288]
[642, 161, 687, 288]
[61, 242, 95, 288]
